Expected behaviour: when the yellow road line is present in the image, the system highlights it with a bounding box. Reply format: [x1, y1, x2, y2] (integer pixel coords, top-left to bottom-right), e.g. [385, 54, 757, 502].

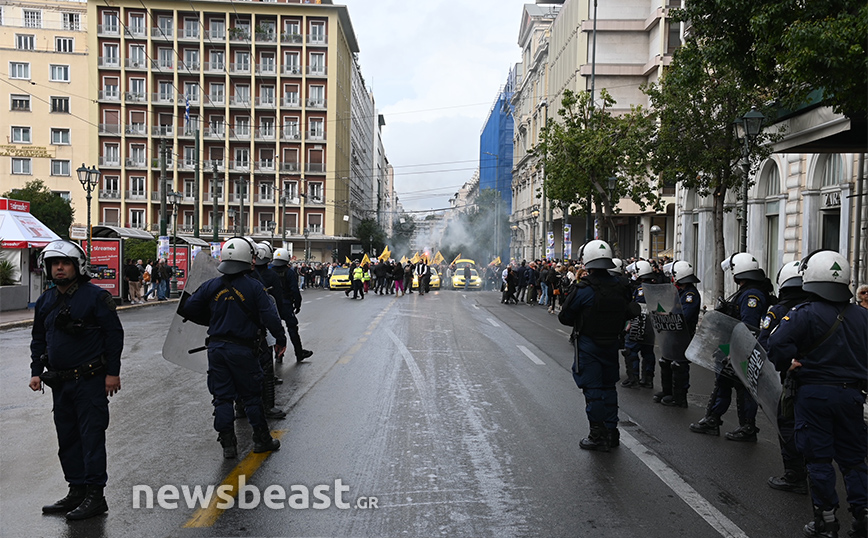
[182, 429, 287, 528]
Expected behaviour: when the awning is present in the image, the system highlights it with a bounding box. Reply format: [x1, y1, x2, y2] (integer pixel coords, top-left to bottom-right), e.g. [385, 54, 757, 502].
[91, 225, 155, 240]
[0, 198, 61, 249]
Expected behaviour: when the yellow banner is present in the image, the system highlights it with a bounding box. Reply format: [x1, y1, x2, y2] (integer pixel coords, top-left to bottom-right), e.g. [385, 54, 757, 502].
[410, 252, 420, 264]
[490, 256, 501, 266]
[345, 256, 352, 265]
[378, 245, 391, 261]
[450, 253, 462, 265]
[360, 253, 370, 266]
[400, 256, 408, 264]
[432, 251, 444, 265]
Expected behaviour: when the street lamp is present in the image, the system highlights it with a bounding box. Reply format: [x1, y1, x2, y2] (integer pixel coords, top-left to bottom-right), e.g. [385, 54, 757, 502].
[76, 163, 101, 266]
[267, 220, 276, 243]
[511, 224, 519, 260]
[234, 178, 247, 236]
[530, 208, 540, 260]
[650, 224, 662, 260]
[228, 207, 236, 236]
[167, 190, 182, 298]
[735, 106, 765, 252]
[303, 227, 310, 262]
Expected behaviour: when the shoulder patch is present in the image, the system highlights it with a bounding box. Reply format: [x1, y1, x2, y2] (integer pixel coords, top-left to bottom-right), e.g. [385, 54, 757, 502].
[685, 293, 694, 303]
[747, 297, 758, 308]
[101, 291, 117, 311]
[637, 288, 644, 297]
[761, 316, 771, 330]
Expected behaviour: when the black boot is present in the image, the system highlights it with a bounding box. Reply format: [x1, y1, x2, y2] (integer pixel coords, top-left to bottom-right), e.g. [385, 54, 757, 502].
[661, 395, 688, 408]
[296, 349, 313, 362]
[218, 429, 238, 459]
[689, 415, 721, 436]
[804, 507, 839, 538]
[65, 485, 108, 520]
[652, 391, 668, 403]
[42, 485, 87, 514]
[767, 469, 808, 494]
[579, 422, 611, 453]
[725, 422, 759, 442]
[849, 507, 867, 538]
[252, 427, 280, 453]
[608, 427, 620, 448]
[638, 373, 654, 388]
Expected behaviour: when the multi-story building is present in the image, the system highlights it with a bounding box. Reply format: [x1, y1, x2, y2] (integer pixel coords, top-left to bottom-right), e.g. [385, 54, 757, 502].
[480, 79, 515, 263]
[0, 0, 90, 217]
[349, 57, 374, 236]
[88, 0, 361, 261]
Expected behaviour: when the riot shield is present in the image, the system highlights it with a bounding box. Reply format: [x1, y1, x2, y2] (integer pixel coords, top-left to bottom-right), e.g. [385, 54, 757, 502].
[161, 251, 219, 373]
[728, 323, 782, 437]
[642, 283, 693, 361]
[684, 310, 741, 374]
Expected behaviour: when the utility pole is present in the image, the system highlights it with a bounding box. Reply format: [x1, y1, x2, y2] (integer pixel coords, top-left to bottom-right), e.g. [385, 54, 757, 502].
[211, 162, 219, 242]
[193, 129, 200, 238]
[160, 138, 168, 237]
[280, 177, 287, 248]
[237, 178, 246, 236]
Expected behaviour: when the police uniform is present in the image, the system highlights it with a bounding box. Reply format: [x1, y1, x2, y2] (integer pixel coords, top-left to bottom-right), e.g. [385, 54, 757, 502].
[623, 280, 656, 387]
[252, 264, 286, 417]
[561, 270, 634, 451]
[656, 283, 701, 407]
[179, 269, 287, 454]
[768, 300, 868, 535]
[271, 263, 312, 362]
[31, 276, 123, 519]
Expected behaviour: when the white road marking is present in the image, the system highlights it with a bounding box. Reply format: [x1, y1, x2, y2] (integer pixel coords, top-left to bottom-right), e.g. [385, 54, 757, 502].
[556, 329, 569, 335]
[487, 318, 499, 327]
[517, 345, 545, 365]
[619, 429, 750, 538]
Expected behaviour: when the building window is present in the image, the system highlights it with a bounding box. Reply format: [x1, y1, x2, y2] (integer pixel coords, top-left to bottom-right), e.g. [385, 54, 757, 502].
[11, 95, 31, 111]
[51, 160, 71, 176]
[51, 128, 71, 145]
[130, 176, 145, 196]
[821, 155, 844, 187]
[103, 207, 120, 226]
[10, 62, 30, 80]
[12, 158, 32, 174]
[308, 182, 323, 202]
[62, 13, 80, 31]
[24, 10, 42, 29]
[16, 35, 35, 50]
[55, 191, 71, 202]
[55, 37, 74, 53]
[51, 97, 70, 113]
[130, 209, 145, 229]
[307, 213, 323, 233]
[50, 65, 70, 82]
[11, 126, 31, 143]
[102, 11, 119, 34]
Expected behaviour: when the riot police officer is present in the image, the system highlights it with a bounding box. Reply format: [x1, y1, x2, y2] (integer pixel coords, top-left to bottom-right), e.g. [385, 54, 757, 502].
[30, 240, 124, 520]
[252, 243, 287, 418]
[179, 237, 286, 458]
[690, 252, 771, 440]
[657, 260, 701, 408]
[559, 240, 637, 452]
[623, 260, 657, 389]
[759, 260, 811, 495]
[270, 248, 313, 363]
[768, 250, 867, 538]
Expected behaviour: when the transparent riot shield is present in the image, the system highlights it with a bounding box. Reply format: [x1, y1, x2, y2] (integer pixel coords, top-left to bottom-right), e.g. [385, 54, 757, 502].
[728, 323, 783, 437]
[161, 251, 219, 373]
[684, 310, 741, 374]
[642, 283, 693, 361]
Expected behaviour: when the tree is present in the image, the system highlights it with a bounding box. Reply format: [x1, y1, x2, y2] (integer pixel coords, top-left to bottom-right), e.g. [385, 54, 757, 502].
[389, 214, 416, 257]
[354, 218, 386, 256]
[533, 89, 660, 257]
[124, 239, 158, 264]
[3, 180, 74, 239]
[643, 43, 774, 300]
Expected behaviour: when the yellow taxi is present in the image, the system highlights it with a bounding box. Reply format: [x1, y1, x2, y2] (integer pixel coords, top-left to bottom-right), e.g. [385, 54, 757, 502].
[329, 267, 351, 290]
[451, 267, 482, 290]
[412, 269, 440, 290]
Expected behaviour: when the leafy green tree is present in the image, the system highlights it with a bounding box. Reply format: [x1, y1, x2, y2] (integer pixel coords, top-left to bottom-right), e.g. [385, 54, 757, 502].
[3, 180, 74, 239]
[354, 218, 386, 256]
[124, 239, 158, 264]
[533, 89, 659, 257]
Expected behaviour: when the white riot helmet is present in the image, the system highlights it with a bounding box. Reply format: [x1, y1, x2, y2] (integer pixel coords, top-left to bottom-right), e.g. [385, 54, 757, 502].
[722, 252, 765, 282]
[579, 240, 615, 270]
[608, 258, 623, 276]
[776, 260, 803, 290]
[800, 250, 852, 302]
[634, 260, 654, 279]
[39, 240, 89, 283]
[255, 242, 273, 266]
[272, 248, 290, 266]
[218, 237, 256, 275]
[671, 260, 700, 284]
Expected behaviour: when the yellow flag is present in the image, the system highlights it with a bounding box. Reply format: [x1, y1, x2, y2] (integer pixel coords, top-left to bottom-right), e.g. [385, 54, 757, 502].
[432, 251, 445, 265]
[345, 256, 352, 265]
[410, 252, 420, 264]
[378, 245, 391, 261]
[361, 253, 370, 266]
[490, 256, 501, 266]
[400, 256, 408, 264]
[450, 253, 462, 265]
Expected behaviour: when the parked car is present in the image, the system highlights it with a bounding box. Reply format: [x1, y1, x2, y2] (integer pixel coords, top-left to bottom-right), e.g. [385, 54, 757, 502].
[451, 268, 482, 290]
[329, 267, 351, 290]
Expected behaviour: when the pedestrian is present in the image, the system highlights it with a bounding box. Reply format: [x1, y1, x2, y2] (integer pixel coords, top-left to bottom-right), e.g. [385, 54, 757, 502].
[403, 263, 414, 294]
[123, 258, 141, 304]
[30, 240, 124, 520]
[271, 248, 314, 363]
[558, 240, 637, 452]
[690, 252, 773, 441]
[178, 237, 285, 459]
[142, 259, 152, 300]
[515, 260, 528, 302]
[623, 261, 657, 389]
[351, 260, 365, 299]
[463, 264, 471, 291]
[252, 243, 288, 419]
[768, 250, 867, 538]
[415, 262, 430, 295]
[393, 261, 406, 296]
[857, 284, 868, 310]
[656, 260, 701, 408]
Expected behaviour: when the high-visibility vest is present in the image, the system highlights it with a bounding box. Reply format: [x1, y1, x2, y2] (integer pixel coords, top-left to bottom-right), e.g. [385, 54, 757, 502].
[352, 267, 364, 280]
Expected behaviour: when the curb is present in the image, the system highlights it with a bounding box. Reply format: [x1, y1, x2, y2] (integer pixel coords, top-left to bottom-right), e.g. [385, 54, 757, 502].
[0, 298, 178, 331]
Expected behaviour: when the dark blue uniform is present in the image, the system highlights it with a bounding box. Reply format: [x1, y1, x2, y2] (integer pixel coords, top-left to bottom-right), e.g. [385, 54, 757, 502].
[657, 284, 701, 404]
[30, 281, 124, 487]
[624, 281, 656, 385]
[273, 264, 305, 358]
[768, 301, 867, 520]
[562, 272, 633, 439]
[179, 273, 286, 433]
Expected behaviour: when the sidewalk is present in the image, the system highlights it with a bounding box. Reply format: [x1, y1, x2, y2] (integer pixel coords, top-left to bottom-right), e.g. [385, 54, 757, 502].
[0, 298, 177, 331]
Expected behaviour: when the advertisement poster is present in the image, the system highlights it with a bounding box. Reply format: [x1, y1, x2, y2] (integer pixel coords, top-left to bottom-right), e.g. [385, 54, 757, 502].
[210, 242, 222, 259]
[564, 241, 572, 261]
[82, 238, 121, 298]
[158, 236, 170, 260]
[594, 218, 600, 240]
[166, 246, 190, 291]
[191, 245, 202, 260]
[563, 224, 571, 243]
[546, 231, 554, 259]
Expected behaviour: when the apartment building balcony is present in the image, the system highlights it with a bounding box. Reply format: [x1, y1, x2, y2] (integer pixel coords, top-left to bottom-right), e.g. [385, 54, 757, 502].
[179, 159, 196, 170]
[281, 65, 302, 76]
[97, 25, 120, 36]
[254, 128, 276, 140]
[152, 125, 174, 137]
[307, 35, 328, 46]
[207, 30, 226, 42]
[305, 130, 326, 142]
[202, 128, 225, 139]
[228, 29, 251, 42]
[202, 193, 225, 204]
[255, 32, 277, 44]
[179, 61, 201, 72]
[98, 157, 121, 168]
[151, 59, 174, 72]
[254, 97, 276, 109]
[151, 157, 173, 169]
[203, 160, 225, 171]
[179, 28, 200, 41]
[124, 59, 148, 71]
[229, 63, 251, 74]
[99, 190, 121, 200]
[305, 163, 326, 174]
[253, 194, 275, 205]
[126, 192, 147, 202]
[152, 27, 173, 39]
[179, 93, 200, 105]
[306, 98, 327, 109]
[281, 33, 303, 44]
[227, 192, 248, 203]
[98, 90, 121, 102]
[99, 123, 121, 135]
[281, 96, 301, 108]
[280, 129, 301, 141]
[125, 124, 148, 136]
[205, 61, 225, 74]
[279, 162, 300, 172]
[228, 161, 250, 172]
[124, 26, 146, 39]
[304, 196, 325, 206]
[254, 161, 276, 172]
[152, 92, 175, 105]
[204, 94, 225, 107]
[125, 158, 148, 169]
[306, 66, 327, 77]
[229, 127, 250, 140]
[255, 64, 277, 76]
[228, 96, 251, 108]
[98, 57, 121, 68]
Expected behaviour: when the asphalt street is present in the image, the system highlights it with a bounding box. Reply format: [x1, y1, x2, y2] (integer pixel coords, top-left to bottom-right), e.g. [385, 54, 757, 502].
[0, 286, 845, 537]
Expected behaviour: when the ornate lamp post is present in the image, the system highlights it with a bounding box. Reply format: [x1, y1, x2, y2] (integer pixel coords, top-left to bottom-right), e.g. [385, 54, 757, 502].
[76, 163, 101, 265]
[530, 207, 540, 260]
[735, 107, 766, 252]
[167, 190, 182, 298]
[228, 207, 236, 236]
[304, 227, 311, 262]
[650, 224, 662, 260]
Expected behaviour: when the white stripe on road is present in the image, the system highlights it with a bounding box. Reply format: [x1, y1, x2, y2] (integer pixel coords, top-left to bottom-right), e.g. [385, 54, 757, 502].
[556, 329, 569, 335]
[619, 429, 749, 538]
[487, 318, 499, 327]
[517, 345, 545, 365]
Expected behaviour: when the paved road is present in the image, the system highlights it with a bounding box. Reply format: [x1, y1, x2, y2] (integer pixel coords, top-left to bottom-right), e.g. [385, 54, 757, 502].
[0, 287, 833, 537]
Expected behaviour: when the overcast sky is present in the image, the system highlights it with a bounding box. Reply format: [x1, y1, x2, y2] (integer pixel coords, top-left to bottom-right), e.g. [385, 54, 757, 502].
[344, 0, 530, 214]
